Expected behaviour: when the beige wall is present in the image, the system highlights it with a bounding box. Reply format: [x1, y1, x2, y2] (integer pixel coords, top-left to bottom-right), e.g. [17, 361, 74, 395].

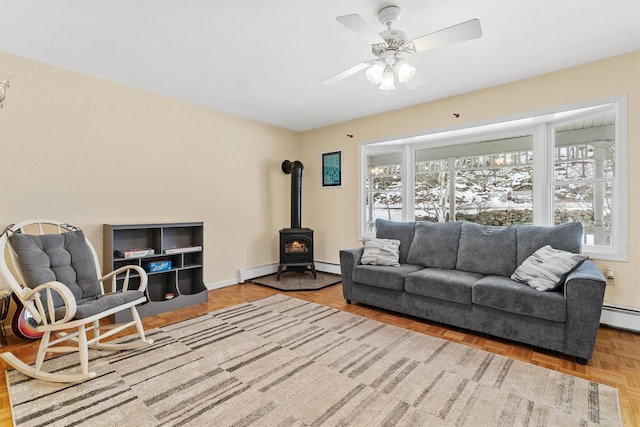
[1, 50, 638, 310]
[0, 52, 300, 287]
[300, 51, 640, 310]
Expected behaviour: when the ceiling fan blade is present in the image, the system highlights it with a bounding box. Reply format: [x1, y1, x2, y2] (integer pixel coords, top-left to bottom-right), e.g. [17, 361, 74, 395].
[405, 71, 426, 90]
[322, 62, 370, 85]
[336, 14, 386, 46]
[410, 18, 482, 53]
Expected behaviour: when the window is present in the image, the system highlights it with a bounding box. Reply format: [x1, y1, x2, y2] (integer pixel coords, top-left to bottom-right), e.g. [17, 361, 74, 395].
[359, 98, 627, 260]
[413, 134, 534, 226]
[551, 108, 621, 257]
[364, 147, 403, 233]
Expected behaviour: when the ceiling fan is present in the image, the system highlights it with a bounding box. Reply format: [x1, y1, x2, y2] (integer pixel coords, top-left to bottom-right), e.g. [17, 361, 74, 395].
[323, 5, 482, 90]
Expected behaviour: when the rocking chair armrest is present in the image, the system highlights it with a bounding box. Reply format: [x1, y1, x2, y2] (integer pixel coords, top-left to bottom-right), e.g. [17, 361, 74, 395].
[22, 281, 78, 325]
[100, 265, 149, 293]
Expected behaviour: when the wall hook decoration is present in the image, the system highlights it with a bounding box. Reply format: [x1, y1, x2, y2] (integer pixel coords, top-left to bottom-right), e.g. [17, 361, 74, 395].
[0, 71, 14, 108]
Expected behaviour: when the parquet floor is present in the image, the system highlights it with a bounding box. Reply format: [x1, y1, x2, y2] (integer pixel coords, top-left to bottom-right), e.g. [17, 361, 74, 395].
[0, 282, 638, 426]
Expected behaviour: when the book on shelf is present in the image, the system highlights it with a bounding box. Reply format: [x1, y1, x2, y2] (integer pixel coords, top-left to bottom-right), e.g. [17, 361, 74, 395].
[115, 248, 155, 258]
[163, 245, 202, 254]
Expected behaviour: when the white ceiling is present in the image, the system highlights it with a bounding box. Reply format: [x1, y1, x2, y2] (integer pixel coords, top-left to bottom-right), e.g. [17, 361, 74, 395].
[0, 0, 638, 132]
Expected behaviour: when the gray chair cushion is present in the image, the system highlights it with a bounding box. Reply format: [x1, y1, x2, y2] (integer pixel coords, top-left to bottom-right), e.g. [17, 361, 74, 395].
[56, 290, 145, 320]
[10, 231, 101, 305]
[456, 223, 517, 276]
[472, 275, 567, 322]
[407, 222, 462, 269]
[10, 230, 143, 320]
[375, 219, 415, 264]
[515, 222, 583, 266]
[405, 268, 484, 305]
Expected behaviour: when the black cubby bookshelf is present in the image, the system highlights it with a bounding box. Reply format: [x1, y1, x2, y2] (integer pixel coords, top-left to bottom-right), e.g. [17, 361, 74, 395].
[103, 222, 208, 322]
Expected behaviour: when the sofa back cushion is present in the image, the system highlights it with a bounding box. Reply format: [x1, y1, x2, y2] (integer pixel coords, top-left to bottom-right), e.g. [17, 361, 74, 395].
[407, 222, 461, 269]
[375, 219, 415, 264]
[515, 222, 583, 266]
[456, 223, 517, 276]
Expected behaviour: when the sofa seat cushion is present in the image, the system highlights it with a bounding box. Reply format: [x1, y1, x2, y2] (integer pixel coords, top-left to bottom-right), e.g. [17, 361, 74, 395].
[352, 263, 423, 291]
[456, 223, 517, 276]
[472, 275, 566, 322]
[407, 222, 462, 269]
[405, 268, 485, 305]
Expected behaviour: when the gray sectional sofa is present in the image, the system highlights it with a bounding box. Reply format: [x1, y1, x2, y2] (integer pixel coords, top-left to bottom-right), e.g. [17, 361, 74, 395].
[339, 219, 607, 364]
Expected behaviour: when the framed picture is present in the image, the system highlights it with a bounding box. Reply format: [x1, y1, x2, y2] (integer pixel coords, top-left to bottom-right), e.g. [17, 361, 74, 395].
[322, 150, 342, 187]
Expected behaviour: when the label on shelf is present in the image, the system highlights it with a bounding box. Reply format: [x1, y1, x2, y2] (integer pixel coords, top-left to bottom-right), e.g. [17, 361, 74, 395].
[115, 248, 155, 258]
[163, 245, 202, 254]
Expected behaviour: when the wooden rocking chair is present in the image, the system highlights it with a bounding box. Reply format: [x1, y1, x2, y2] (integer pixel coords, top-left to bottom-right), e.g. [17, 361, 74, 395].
[0, 219, 153, 382]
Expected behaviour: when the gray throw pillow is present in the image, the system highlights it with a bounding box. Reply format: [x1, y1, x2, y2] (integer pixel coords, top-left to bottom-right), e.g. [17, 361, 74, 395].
[511, 245, 588, 291]
[361, 237, 401, 267]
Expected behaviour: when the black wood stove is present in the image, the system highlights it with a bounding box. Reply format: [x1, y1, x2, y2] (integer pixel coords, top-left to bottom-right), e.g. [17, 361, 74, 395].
[278, 160, 316, 280]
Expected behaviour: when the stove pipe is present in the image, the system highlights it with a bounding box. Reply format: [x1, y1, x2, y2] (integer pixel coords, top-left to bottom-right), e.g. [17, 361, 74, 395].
[281, 160, 304, 229]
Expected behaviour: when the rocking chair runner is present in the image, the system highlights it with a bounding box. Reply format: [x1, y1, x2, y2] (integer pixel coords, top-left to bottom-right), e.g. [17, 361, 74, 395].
[0, 219, 153, 383]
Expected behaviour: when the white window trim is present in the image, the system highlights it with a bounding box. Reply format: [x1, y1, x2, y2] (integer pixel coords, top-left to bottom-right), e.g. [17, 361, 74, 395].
[358, 96, 628, 261]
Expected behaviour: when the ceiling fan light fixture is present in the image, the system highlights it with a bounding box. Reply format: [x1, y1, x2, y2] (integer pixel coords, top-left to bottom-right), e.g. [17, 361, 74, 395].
[326, 6, 482, 91]
[395, 59, 416, 83]
[378, 66, 395, 90]
[365, 60, 385, 84]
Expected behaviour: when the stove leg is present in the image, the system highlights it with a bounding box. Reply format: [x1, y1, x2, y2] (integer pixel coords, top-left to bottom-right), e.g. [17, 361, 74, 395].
[277, 265, 283, 281]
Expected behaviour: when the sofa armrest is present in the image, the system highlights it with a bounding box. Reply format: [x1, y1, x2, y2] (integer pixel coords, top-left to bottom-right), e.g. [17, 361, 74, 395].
[339, 247, 364, 302]
[563, 260, 606, 360]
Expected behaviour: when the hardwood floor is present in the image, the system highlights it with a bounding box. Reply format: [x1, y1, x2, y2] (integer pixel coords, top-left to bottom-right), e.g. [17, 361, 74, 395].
[0, 282, 638, 426]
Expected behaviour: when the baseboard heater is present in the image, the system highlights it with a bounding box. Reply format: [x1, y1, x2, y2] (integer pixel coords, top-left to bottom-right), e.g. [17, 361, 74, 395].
[600, 304, 640, 332]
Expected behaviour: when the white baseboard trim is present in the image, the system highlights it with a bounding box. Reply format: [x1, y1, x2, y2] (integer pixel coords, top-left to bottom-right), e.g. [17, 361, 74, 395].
[237, 263, 279, 283]
[314, 261, 341, 275]
[205, 278, 238, 290]
[237, 262, 341, 283]
[600, 304, 640, 332]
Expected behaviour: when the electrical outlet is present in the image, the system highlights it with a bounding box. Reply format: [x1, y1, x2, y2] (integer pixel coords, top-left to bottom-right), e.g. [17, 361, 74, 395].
[604, 267, 615, 285]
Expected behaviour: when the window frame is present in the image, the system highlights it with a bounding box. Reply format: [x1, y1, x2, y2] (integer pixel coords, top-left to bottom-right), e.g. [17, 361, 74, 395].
[358, 96, 628, 261]
[547, 103, 627, 260]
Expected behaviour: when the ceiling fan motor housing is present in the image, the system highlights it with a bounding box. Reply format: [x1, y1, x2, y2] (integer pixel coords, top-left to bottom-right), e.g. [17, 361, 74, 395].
[377, 5, 402, 27]
[372, 6, 408, 57]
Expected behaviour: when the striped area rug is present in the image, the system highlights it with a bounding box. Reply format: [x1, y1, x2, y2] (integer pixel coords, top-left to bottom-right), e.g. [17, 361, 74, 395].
[7, 294, 621, 426]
